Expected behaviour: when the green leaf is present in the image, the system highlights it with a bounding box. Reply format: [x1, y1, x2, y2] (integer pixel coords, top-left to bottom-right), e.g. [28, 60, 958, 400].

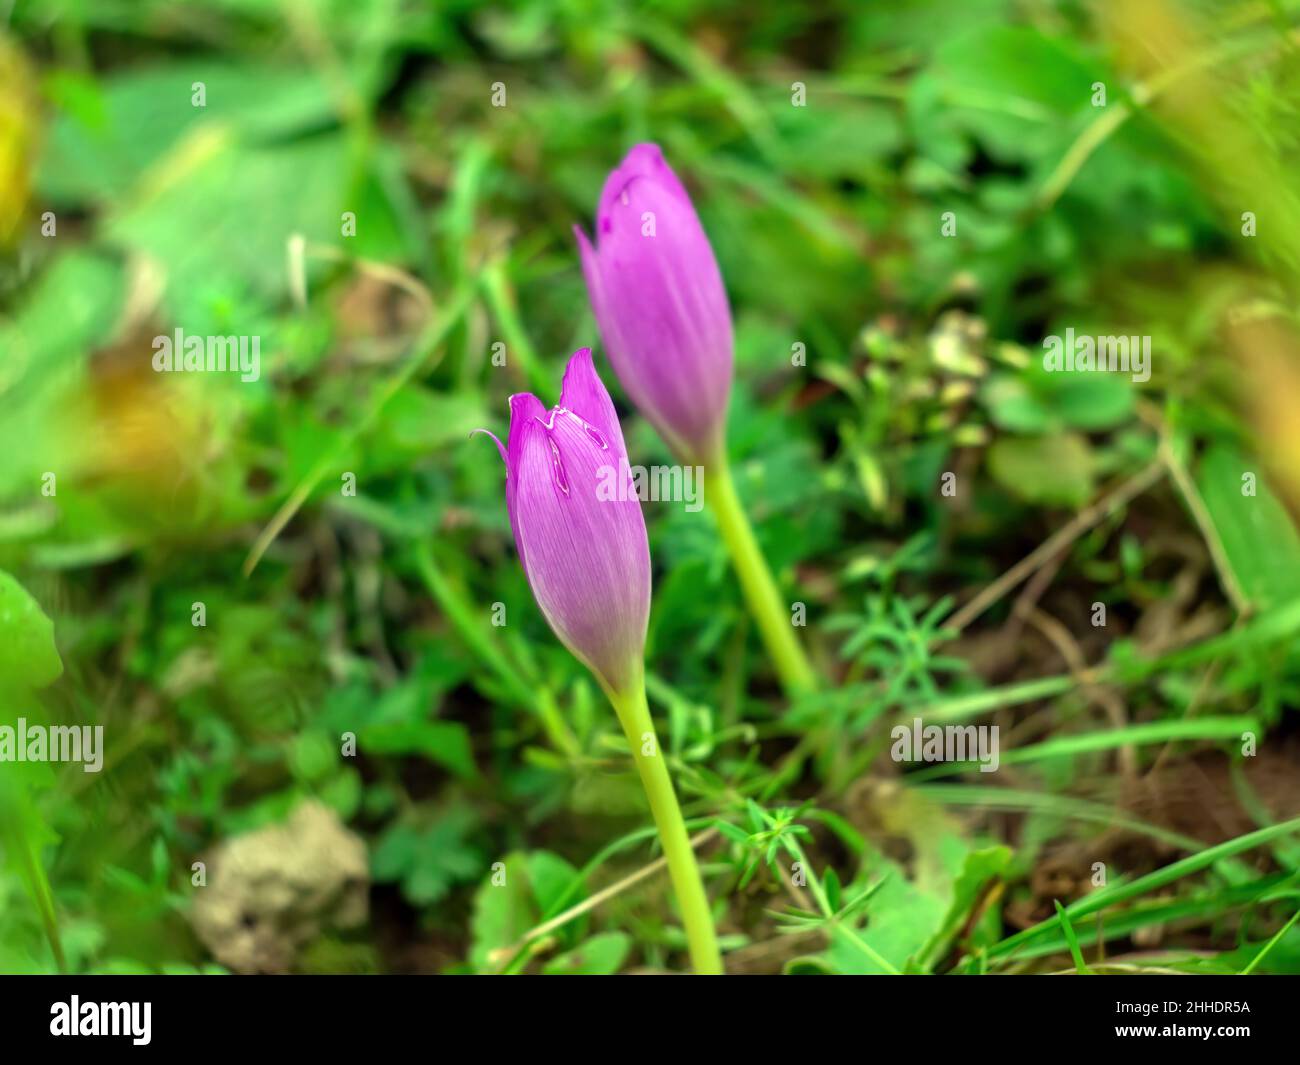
[987, 432, 1093, 506]
[915, 846, 1011, 970]
[913, 26, 1098, 169]
[983, 362, 1136, 435]
[104, 133, 351, 323]
[0, 570, 64, 967]
[1043, 371, 1135, 431]
[0, 570, 63, 691]
[541, 932, 631, 975]
[288, 732, 337, 783]
[1197, 444, 1300, 612]
[527, 851, 583, 919]
[359, 719, 476, 779]
[714, 820, 752, 846]
[823, 865, 843, 913]
[469, 850, 535, 973]
[980, 374, 1054, 433]
[373, 387, 490, 459]
[825, 868, 944, 975]
[40, 62, 339, 204]
[1056, 899, 1090, 974]
[371, 806, 483, 907]
[468, 850, 589, 973]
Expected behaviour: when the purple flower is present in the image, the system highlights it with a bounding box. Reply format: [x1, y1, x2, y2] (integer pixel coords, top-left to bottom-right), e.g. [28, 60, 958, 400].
[575, 143, 733, 465]
[478, 348, 651, 696]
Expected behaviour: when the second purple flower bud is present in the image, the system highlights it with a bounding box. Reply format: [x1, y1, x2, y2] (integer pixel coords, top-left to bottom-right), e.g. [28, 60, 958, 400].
[575, 143, 734, 467]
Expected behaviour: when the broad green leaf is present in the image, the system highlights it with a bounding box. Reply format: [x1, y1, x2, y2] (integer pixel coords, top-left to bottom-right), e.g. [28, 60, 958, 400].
[468, 849, 588, 973]
[908, 26, 1096, 176]
[528, 851, 583, 919]
[980, 374, 1054, 433]
[468, 850, 535, 973]
[826, 864, 945, 975]
[104, 133, 351, 324]
[288, 732, 337, 783]
[1197, 444, 1300, 612]
[0, 572, 64, 968]
[1043, 370, 1135, 431]
[541, 932, 631, 975]
[915, 845, 1011, 970]
[375, 387, 490, 459]
[371, 806, 483, 907]
[822, 791, 974, 974]
[987, 432, 1093, 506]
[359, 719, 476, 779]
[0, 570, 63, 691]
[982, 363, 1135, 434]
[40, 63, 339, 204]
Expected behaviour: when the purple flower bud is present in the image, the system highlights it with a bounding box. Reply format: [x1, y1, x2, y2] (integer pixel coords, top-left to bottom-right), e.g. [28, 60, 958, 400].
[575, 143, 733, 465]
[479, 348, 651, 696]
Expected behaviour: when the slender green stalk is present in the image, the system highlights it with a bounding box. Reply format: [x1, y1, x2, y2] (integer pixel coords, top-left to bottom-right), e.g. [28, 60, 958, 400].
[1055, 900, 1090, 975]
[607, 677, 722, 974]
[1240, 907, 1300, 975]
[414, 544, 579, 757]
[481, 258, 550, 396]
[705, 457, 817, 696]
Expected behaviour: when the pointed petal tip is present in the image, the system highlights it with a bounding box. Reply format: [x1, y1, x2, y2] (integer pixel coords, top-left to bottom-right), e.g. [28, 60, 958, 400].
[506, 393, 549, 459]
[557, 347, 626, 456]
[508, 392, 546, 419]
[623, 142, 665, 167]
[558, 348, 597, 411]
[559, 346, 596, 389]
[598, 142, 690, 231]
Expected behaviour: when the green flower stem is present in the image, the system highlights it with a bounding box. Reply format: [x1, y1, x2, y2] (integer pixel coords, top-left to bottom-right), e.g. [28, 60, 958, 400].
[414, 544, 579, 757]
[705, 457, 818, 696]
[607, 677, 722, 974]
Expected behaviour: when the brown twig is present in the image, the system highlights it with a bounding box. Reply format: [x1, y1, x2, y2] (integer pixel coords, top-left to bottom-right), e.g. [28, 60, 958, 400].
[944, 460, 1167, 635]
[1024, 606, 1137, 782]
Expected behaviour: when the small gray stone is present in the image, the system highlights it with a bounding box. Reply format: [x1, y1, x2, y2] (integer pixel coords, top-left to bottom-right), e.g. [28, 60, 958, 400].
[189, 801, 368, 973]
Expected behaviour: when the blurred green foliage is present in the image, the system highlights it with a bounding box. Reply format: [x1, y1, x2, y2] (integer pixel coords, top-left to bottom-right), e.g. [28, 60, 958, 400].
[2, 0, 1300, 975]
